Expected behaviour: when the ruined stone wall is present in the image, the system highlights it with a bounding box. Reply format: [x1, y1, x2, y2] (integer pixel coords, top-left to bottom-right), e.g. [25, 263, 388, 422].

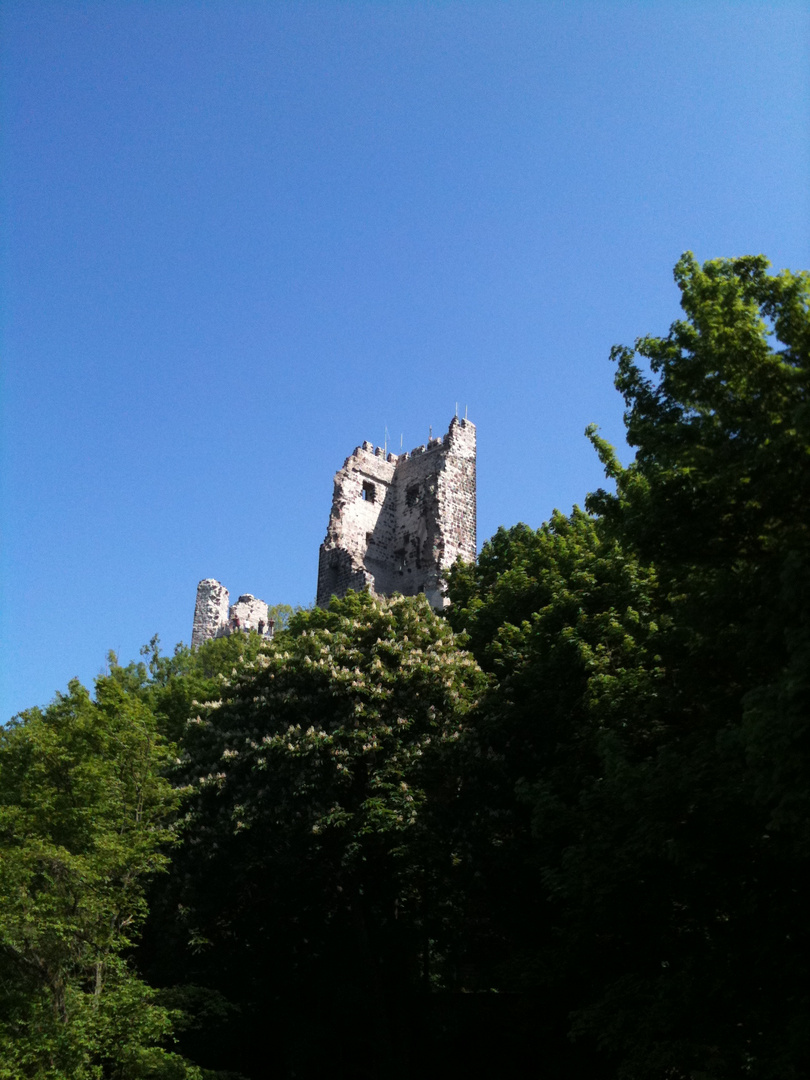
[230, 594, 270, 634]
[191, 579, 231, 649]
[192, 417, 475, 642]
[317, 417, 476, 609]
[316, 441, 398, 604]
[191, 580, 274, 648]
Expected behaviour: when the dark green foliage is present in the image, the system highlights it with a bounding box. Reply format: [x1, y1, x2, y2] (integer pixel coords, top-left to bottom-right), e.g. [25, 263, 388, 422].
[109, 631, 272, 744]
[558, 254, 810, 1077]
[145, 592, 487, 1076]
[445, 252, 810, 1079]
[447, 508, 661, 763]
[5, 253, 808, 1078]
[445, 511, 661, 1001]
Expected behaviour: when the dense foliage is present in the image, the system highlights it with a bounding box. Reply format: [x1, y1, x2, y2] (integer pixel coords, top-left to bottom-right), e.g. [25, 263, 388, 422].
[2, 253, 807, 1078]
[0, 679, 198, 1079]
[149, 592, 487, 1077]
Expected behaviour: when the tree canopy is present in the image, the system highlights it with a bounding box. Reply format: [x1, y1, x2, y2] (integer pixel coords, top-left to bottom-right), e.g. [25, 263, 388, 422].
[0, 677, 198, 1079]
[3, 252, 808, 1079]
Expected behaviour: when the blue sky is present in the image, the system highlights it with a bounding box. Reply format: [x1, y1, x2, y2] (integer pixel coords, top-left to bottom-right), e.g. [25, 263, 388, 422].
[2, 1, 808, 719]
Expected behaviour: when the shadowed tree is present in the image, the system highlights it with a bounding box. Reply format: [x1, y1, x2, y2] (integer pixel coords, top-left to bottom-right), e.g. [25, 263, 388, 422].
[149, 592, 486, 1078]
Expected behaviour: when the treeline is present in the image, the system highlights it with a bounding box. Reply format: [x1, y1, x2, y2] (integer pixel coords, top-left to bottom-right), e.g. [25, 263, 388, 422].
[2, 253, 808, 1079]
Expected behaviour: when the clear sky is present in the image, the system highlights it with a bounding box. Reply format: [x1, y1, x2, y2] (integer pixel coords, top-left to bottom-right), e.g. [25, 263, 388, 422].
[2, 1, 808, 720]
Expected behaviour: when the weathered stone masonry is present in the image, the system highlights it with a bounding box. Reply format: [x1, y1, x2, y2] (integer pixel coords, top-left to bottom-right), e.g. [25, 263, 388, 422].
[317, 416, 476, 609]
[192, 416, 476, 644]
[191, 580, 275, 649]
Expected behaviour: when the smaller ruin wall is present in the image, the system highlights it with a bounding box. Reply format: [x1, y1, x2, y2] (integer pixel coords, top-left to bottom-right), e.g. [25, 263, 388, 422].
[191, 579, 275, 648]
[191, 579, 231, 649]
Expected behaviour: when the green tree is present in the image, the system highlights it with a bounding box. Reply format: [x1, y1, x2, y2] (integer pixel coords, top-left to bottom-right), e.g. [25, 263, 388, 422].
[107, 631, 272, 745]
[151, 591, 487, 1077]
[266, 603, 299, 631]
[0, 677, 199, 1079]
[555, 253, 810, 1078]
[445, 511, 660, 1014]
[443, 253, 810, 1078]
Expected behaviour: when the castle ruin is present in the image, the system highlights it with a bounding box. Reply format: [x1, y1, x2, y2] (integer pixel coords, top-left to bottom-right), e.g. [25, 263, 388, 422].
[317, 416, 476, 609]
[192, 416, 476, 645]
[191, 580, 275, 649]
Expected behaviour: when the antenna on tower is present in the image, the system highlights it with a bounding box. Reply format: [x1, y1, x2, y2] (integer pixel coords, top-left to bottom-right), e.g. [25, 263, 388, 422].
[384, 426, 389, 457]
[455, 402, 458, 418]
[465, 404, 468, 420]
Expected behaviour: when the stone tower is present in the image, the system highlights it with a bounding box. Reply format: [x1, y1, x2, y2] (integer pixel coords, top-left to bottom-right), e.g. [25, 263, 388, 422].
[191, 579, 275, 649]
[317, 416, 476, 609]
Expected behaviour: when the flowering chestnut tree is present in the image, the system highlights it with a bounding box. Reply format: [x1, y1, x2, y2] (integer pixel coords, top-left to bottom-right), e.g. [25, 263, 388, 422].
[166, 590, 486, 1057]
